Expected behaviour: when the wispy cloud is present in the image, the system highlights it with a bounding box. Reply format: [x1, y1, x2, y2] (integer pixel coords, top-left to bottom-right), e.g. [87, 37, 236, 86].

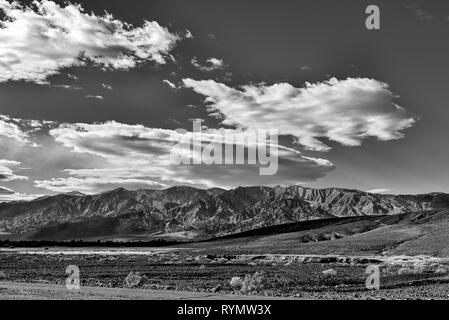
[191, 57, 226, 72]
[0, 185, 42, 202]
[163, 79, 177, 90]
[101, 83, 113, 91]
[367, 188, 391, 194]
[406, 5, 434, 21]
[85, 95, 104, 101]
[0, 160, 28, 181]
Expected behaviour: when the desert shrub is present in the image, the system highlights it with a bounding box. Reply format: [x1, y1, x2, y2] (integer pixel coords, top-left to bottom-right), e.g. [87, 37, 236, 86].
[230, 272, 267, 293]
[411, 263, 427, 274]
[397, 267, 414, 275]
[230, 276, 243, 288]
[321, 268, 337, 276]
[435, 267, 448, 274]
[382, 265, 396, 276]
[125, 271, 147, 288]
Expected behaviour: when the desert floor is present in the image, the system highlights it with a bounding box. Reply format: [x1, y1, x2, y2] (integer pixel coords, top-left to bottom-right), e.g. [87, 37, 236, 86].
[1, 248, 449, 300]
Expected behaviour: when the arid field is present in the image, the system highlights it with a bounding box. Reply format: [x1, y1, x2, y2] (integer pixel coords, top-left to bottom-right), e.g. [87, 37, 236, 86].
[1, 246, 449, 300]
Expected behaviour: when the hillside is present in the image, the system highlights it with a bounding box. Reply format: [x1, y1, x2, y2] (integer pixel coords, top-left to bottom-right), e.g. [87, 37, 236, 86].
[194, 209, 449, 257]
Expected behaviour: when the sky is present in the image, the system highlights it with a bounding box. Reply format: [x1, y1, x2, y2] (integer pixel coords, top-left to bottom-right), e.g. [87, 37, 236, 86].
[0, 0, 449, 200]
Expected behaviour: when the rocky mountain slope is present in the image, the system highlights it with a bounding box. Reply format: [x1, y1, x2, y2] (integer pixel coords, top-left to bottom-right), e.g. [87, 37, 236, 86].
[0, 185, 448, 240]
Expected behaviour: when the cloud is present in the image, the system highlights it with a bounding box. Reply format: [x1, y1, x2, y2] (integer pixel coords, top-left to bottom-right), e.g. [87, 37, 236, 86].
[0, 115, 31, 144]
[367, 188, 390, 194]
[406, 5, 433, 21]
[0, 185, 42, 202]
[0, 186, 14, 194]
[0, 114, 54, 145]
[182, 77, 416, 151]
[101, 83, 113, 91]
[67, 73, 78, 80]
[163, 79, 177, 90]
[31, 120, 334, 193]
[85, 95, 104, 100]
[0, 159, 28, 181]
[0, 0, 181, 84]
[185, 29, 193, 39]
[50, 84, 83, 90]
[191, 57, 225, 72]
[35, 174, 168, 194]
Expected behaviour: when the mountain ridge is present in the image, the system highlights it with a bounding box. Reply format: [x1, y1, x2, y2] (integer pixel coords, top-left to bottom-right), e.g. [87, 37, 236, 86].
[1, 185, 449, 240]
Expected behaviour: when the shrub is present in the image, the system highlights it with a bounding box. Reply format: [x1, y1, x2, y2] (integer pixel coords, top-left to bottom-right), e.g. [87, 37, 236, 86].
[230, 276, 243, 288]
[397, 267, 414, 275]
[322, 268, 337, 276]
[230, 272, 267, 293]
[435, 267, 448, 275]
[411, 263, 426, 274]
[125, 271, 147, 288]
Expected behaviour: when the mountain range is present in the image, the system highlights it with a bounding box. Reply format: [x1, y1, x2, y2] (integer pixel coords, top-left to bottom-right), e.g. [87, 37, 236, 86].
[1, 185, 449, 240]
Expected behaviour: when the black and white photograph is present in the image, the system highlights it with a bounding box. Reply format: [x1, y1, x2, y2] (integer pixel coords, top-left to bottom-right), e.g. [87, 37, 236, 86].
[0, 0, 449, 308]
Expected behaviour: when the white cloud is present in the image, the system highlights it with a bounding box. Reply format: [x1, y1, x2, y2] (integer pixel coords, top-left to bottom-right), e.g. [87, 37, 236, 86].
[163, 79, 177, 89]
[0, 185, 42, 202]
[0, 113, 334, 195]
[50, 84, 83, 90]
[67, 73, 78, 80]
[0, 115, 31, 144]
[0, 186, 14, 194]
[101, 83, 113, 91]
[32, 120, 334, 193]
[0, 114, 54, 145]
[183, 77, 416, 151]
[191, 57, 225, 72]
[35, 174, 168, 194]
[0, 159, 28, 181]
[185, 29, 193, 39]
[0, 0, 181, 84]
[367, 188, 390, 194]
[85, 95, 104, 100]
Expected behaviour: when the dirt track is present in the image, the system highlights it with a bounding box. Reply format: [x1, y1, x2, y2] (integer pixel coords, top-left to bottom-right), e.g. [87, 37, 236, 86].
[0, 281, 285, 300]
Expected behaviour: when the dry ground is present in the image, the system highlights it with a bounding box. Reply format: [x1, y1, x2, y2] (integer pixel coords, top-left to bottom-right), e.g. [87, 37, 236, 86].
[1, 248, 449, 300]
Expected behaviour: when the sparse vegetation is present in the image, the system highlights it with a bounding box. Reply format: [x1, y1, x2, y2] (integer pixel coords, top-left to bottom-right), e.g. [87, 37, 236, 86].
[3, 248, 449, 299]
[435, 267, 447, 274]
[229, 271, 267, 293]
[125, 271, 147, 288]
[322, 268, 337, 276]
[397, 267, 414, 275]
